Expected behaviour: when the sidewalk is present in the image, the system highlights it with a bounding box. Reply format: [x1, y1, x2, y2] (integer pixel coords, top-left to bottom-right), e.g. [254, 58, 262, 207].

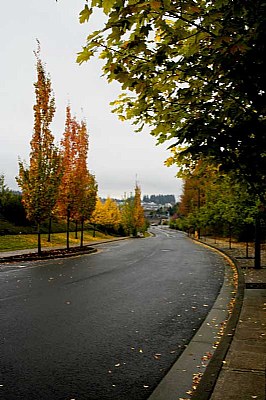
[196, 238, 266, 400]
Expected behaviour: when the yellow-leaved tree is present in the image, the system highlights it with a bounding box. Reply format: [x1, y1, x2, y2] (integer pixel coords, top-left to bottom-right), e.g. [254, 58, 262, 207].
[90, 197, 121, 235]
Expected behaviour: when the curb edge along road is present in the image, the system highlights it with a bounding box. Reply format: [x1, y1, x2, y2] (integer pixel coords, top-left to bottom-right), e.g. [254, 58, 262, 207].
[148, 238, 245, 400]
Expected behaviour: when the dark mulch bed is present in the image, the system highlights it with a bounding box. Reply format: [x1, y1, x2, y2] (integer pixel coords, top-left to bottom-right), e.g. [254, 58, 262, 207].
[0, 246, 97, 263]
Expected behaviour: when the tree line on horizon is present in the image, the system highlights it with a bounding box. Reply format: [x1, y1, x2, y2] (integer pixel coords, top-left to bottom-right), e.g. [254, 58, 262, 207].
[142, 194, 176, 205]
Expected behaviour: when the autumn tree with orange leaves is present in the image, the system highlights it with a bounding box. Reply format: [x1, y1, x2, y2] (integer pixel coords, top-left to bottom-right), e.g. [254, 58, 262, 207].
[57, 105, 97, 249]
[17, 43, 61, 255]
[71, 119, 97, 246]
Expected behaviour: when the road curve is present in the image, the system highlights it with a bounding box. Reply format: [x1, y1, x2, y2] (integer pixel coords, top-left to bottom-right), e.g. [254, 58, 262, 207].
[0, 227, 226, 400]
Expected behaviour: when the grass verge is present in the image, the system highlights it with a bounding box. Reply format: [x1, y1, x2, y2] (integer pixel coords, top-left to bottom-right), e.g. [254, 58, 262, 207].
[0, 230, 116, 252]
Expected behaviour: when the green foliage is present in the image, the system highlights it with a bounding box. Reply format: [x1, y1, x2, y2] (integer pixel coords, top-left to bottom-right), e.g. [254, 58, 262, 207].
[120, 184, 146, 236]
[0, 175, 28, 229]
[133, 184, 146, 234]
[174, 161, 262, 240]
[79, 4, 93, 24]
[78, 0, 266, 197]
[120, 196, 135, 236]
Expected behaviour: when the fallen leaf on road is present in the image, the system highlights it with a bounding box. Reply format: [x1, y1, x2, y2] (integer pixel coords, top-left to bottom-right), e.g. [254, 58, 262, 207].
[201, 352, 212, 361]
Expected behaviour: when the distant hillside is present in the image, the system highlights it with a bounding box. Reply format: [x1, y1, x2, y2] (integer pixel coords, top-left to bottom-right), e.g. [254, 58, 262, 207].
[142, 194, 176, 205]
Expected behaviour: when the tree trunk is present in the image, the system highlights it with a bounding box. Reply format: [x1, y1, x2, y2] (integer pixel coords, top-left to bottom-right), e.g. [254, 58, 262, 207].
[246, 241, 249, 259]
[254, 217, 261, 269]
[47, 216, 52, 242]
[80, 218, 84, 247]
[229, 225, 232, 249]
[37, 222, 42, 256]
[66, 211, 70, 250]
[197, 188, 201, 239]
[93, 224, 96, 238]
[75, 220, 78, 239]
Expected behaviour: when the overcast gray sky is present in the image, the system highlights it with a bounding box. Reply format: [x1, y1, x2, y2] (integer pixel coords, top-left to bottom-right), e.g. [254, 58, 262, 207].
[1, 0, 183, 200]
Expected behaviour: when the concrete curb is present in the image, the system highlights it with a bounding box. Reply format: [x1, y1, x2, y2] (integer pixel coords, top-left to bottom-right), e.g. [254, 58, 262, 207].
[148, 239, 245, 400]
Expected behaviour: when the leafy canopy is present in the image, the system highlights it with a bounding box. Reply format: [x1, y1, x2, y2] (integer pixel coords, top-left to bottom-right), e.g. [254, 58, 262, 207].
[17, 43, 61, 224]
[78, 0, 266, 194]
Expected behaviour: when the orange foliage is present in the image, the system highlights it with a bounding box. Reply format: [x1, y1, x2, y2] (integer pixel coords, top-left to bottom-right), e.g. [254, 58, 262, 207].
[17, 42, 60, 224]
[56, 105, 97, 244]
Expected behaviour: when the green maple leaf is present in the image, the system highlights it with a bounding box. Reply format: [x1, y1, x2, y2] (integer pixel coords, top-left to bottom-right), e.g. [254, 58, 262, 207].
[79, 5, 93, 24]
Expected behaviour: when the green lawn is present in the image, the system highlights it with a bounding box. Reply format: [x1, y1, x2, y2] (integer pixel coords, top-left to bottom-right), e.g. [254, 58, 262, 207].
[0, 230, 116, 252]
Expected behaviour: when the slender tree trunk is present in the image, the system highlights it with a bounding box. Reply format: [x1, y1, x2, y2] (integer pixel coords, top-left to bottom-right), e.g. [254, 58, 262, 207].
[75, 220, 78, 239]
[80, 218, 84, 247]
[47, 216, 52, 242]
[93, 223, 96, 238]
[229, 225, 232, 249]
[254, 217, 261, 269]
[66, 211, 70, 250]
[37, 222, 42, 256]
[246, 241, 249, 259]
[197, 188, 201, 239]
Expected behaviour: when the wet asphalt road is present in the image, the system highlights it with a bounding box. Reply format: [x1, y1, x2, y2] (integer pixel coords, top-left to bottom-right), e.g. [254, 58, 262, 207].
[0, 227, 225, 400]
